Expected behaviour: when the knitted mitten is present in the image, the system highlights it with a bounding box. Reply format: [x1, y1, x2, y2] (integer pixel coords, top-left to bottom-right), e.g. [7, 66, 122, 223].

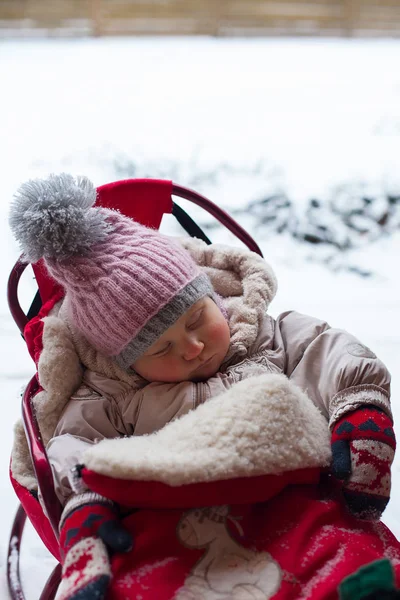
[331, 406, 396, 520]
[57, 492, 133, 600]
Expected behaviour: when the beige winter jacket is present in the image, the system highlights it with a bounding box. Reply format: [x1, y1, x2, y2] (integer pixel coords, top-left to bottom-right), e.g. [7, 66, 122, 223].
[13, 238, 390, 505]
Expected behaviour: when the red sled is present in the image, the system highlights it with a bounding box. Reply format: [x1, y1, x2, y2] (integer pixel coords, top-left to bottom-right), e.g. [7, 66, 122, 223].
[7, 179, 400, 600]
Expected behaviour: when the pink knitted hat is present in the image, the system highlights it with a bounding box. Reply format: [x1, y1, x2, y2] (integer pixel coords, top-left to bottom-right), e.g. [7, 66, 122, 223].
[10, 174, 213, 369]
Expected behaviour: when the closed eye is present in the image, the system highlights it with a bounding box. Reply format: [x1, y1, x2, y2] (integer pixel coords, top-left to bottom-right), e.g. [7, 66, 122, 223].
[150, 342, 171, 357]
[187, 309, 203, 330]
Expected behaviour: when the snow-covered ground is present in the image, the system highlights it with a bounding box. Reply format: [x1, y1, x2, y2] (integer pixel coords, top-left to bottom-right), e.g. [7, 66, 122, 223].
[1, 36, 400, 598]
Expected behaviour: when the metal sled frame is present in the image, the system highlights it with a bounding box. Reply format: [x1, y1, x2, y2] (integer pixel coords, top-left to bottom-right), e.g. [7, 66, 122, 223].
[7, 180, 262, 600]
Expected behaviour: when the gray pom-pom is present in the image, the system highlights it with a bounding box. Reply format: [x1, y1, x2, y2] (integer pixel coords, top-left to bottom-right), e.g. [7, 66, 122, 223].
[9, 173, 110, 262]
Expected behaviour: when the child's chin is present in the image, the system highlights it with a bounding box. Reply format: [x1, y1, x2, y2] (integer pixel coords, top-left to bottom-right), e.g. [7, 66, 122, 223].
[191, 365, 219, 383]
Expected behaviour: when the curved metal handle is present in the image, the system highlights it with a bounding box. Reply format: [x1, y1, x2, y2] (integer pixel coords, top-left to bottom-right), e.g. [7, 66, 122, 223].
[21, 376, 62, 537]
[39, 563, 62, 600]
[7, 502, 61, 600]
[7, 259, 29, 335]
[172, 184, 263, 256]
[7, 503, 27, 600]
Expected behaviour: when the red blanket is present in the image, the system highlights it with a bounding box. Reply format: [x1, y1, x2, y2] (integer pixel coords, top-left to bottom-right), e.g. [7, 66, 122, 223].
[95, 477, 400, 599]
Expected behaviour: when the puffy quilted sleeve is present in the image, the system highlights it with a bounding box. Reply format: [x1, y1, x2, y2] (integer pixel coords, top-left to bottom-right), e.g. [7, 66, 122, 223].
[273, 311, 391, 428]
[46, 385, 129, 504]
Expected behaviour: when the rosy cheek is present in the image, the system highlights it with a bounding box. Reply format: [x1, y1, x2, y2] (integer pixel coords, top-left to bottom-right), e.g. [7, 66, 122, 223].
[153, 358, 174, 379]
[152, 357, 188, 383]
[206, 320, 230, 351]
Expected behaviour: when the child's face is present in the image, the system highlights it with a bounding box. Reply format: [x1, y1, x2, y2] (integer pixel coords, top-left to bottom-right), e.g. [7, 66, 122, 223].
[133, 297, 230, 383]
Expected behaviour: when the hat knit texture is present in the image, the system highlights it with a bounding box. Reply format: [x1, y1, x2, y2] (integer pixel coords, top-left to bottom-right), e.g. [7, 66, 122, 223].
[9, 173, 213, 368]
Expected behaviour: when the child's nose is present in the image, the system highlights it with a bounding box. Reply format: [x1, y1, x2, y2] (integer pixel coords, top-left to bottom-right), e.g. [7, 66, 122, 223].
[182, 337, 204, 361]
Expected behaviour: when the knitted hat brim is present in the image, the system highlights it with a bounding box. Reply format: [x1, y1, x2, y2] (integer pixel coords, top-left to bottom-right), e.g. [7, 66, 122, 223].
[115, 273, 214, 370]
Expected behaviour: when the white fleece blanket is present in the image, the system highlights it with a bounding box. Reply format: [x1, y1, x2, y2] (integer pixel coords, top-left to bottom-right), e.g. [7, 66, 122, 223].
[83, 374, 332, 486]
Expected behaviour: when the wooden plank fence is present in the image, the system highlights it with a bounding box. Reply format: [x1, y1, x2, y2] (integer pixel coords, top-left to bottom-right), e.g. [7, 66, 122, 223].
[1, 0, 400, 38]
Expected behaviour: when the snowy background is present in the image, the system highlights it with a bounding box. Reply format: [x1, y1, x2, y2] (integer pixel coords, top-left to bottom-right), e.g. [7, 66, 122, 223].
[1, 36, 400, 597]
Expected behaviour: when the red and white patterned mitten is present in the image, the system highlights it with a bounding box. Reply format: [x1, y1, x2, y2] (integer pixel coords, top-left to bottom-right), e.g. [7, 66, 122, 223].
[58, 492, 132, 600]
[331, 406, 396, 520]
